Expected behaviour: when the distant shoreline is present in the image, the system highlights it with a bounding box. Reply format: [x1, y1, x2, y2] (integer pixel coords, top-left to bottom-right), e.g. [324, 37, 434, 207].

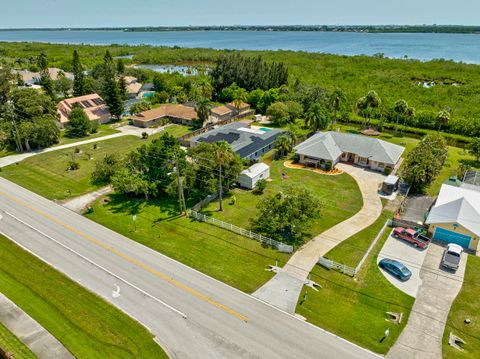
[0, 25, 479, 34]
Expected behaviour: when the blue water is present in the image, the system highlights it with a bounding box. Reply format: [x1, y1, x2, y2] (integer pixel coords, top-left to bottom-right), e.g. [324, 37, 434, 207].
[259, 127, 272, 132]
[0, 30, 479, 63]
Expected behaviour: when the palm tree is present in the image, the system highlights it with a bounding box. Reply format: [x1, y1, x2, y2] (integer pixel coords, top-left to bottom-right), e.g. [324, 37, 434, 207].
[198, 79, 213, 100]
[305, 103, 329, 132]
[329, 88, 346, 124]
[436, 109, 450, 132]
[393, 99, 408, 133]
[213, 141, 234, 211]
[195, 98, 211, 127]
[275, 135, 293, 158]
[232, 88, 248, 114]
[287, 124, 301, 146]
[357, 90, 381, 127]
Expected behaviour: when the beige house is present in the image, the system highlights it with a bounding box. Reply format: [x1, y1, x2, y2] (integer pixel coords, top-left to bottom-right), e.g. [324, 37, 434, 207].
[57, 93, 110, 128]
[131, 104, 197, 128]
[124, 76, 143, 99]
[294, 131, 405, 172]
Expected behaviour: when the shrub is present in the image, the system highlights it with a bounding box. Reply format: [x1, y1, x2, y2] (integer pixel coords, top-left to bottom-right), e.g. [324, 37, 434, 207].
[67, 160, 80, 171]
[324, 162, 332, 171]
[255, 179, 267, 194]
[74, 147, 80, 154]
[141, 132, 149, 139]
[384, 167, 392, 175]
[292, 153, 300, 163]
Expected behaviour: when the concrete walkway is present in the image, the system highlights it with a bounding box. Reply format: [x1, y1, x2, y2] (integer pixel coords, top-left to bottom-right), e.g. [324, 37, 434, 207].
[60, 185, 112, 213]
[254, 163, 385, 313]
[0, 292, 73, 358]
[387, 243, 467, 359]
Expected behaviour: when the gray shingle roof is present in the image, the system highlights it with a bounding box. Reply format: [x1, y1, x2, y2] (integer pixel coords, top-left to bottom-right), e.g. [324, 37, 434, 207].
[191, 122, 283, 158]
[294, 131, 404, 165]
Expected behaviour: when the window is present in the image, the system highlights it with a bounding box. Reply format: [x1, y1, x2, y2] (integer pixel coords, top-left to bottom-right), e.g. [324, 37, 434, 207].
[377, 162, 385, 168]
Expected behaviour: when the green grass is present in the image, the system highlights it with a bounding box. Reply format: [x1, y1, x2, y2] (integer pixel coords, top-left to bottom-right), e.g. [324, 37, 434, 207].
[0, 234, 167, 359]
[57, 124, 120, 146]
[0, 125, 191, 200]
[443, 255, 480, 358]
[86, 195, 290, 293]
[296, 210, 415, 354]
[202, 158, 363, 241]
[326, 211, 392, 268]
[0, 321, 36, 359]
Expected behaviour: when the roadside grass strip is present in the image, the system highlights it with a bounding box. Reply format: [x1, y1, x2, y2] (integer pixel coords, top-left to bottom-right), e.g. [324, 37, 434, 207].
[0, 321, 36, 359]
[0, 234, 168, 359]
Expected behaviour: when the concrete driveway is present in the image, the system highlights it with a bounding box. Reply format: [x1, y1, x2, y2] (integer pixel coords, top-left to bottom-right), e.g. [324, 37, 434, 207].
[377, 230, 429, 298]
[254, 163, 385, 313]
[387, 243, 467, 359]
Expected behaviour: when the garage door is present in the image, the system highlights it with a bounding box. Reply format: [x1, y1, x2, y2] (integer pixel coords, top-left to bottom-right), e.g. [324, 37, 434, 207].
[433, 227, 471, 248]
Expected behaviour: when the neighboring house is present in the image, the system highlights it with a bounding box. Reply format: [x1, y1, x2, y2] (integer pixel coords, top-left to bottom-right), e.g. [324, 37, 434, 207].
[57, 93, 110, 128]
[294, 131, 404, 172]
[426, 184, 480, 251]
[16, 68, 74, 87]
[238, 162, 270, 189]
[124, 76, 143, 99]
[130, 104, 197, 127]
[190, 122, 283, 161]
[210, 102, 254, 123]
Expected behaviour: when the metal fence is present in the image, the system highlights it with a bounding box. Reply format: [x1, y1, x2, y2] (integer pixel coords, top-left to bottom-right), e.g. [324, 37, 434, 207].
[191, 193, 218, 211]
[318, 257, 356, 277]
[189, 210, 293, 253]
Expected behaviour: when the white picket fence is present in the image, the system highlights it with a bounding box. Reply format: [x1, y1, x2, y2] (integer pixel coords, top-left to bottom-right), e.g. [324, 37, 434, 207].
[189, 210, 293, 253]
[318, 257, 356, 277]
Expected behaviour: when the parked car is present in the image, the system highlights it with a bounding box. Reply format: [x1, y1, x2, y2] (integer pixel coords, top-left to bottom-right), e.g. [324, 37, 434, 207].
[378, 258, 412, 281]
[441, 243, 463, 271]
[393, 227, 431, 249]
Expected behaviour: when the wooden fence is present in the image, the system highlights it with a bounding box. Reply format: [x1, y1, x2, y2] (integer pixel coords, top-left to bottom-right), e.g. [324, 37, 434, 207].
[189, 210, 293, 253]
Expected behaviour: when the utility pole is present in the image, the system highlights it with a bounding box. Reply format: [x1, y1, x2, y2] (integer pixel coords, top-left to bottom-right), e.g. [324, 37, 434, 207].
[175, 156, 187, 216]
[7, 100, 23, 152]
[218, 163, 223, 211]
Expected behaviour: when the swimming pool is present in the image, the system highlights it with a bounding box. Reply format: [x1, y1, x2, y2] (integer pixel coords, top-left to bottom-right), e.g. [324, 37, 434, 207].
[259, 127, 271, 132]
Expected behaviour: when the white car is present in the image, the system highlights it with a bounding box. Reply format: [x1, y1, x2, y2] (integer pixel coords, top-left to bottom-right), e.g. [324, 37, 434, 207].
[441, 243, 463, 271]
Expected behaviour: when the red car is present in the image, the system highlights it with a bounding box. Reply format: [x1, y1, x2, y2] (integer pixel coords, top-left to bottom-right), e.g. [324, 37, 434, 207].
[393, 227, 431, 249]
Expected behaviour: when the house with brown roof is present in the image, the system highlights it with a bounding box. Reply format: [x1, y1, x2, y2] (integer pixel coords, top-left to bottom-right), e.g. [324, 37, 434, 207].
[123, 76, 143, 99]
[131, 104, 197, 128]
[17, 68, 74, 87]
[210, 102, 253, 123]
[57, 93, 110, 128]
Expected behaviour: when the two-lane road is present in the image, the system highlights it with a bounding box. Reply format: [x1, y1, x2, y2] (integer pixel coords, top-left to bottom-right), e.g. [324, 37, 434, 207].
[0, 178, 378, 359]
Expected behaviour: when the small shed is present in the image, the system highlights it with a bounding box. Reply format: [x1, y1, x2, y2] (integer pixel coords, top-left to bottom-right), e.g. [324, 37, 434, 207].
[382, 175, 399, 195]
[238, 163, 270, 189]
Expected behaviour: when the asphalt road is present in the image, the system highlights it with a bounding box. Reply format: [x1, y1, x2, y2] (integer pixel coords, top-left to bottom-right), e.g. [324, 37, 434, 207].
[0, 178, 379, 359]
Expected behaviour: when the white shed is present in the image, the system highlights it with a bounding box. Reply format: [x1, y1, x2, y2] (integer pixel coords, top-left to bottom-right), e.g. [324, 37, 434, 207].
[238, 163, 270, 189]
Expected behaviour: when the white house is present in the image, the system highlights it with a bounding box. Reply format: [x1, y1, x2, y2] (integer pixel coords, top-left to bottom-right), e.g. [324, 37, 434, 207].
[238, 163, 270, 189]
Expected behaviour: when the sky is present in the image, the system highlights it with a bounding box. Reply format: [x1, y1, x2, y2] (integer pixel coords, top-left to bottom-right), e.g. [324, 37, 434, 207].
[0, 0, 478, 28]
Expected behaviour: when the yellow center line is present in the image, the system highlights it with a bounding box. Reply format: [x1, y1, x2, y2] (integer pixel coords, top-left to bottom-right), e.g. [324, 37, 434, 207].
[0, 191, 249, 322]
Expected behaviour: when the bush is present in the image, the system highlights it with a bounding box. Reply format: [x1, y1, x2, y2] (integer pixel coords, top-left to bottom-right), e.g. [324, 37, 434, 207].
[324, 162, 332, 171]
[292, 153, 300, 163]
[384, 167, 392, 175]
[74, 147, 80, 154]
[141, 132, 149, 139]
[67, 160, 80, 171]
[254, 179, 267, 194]
[65, 104, 91, 138]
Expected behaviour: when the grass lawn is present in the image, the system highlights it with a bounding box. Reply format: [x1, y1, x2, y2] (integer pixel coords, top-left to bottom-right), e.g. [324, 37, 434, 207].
[0, 125, 191, 201]
[296, 210, 415, 355]
[57, 124, 120, 146]
[443, 255, 480, 358]
[86, 195, 290, 293]
[0, 234, 167, 359]
[325, 210, 392, 268]
[202, 157, 363, 241]
[0, 322, 36, 359]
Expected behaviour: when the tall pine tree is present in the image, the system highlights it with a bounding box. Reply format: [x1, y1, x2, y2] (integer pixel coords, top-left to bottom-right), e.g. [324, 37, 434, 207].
[72, 50, 85, 97]
[37, 53, 55, 100]
[102, 51, 123, 120]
